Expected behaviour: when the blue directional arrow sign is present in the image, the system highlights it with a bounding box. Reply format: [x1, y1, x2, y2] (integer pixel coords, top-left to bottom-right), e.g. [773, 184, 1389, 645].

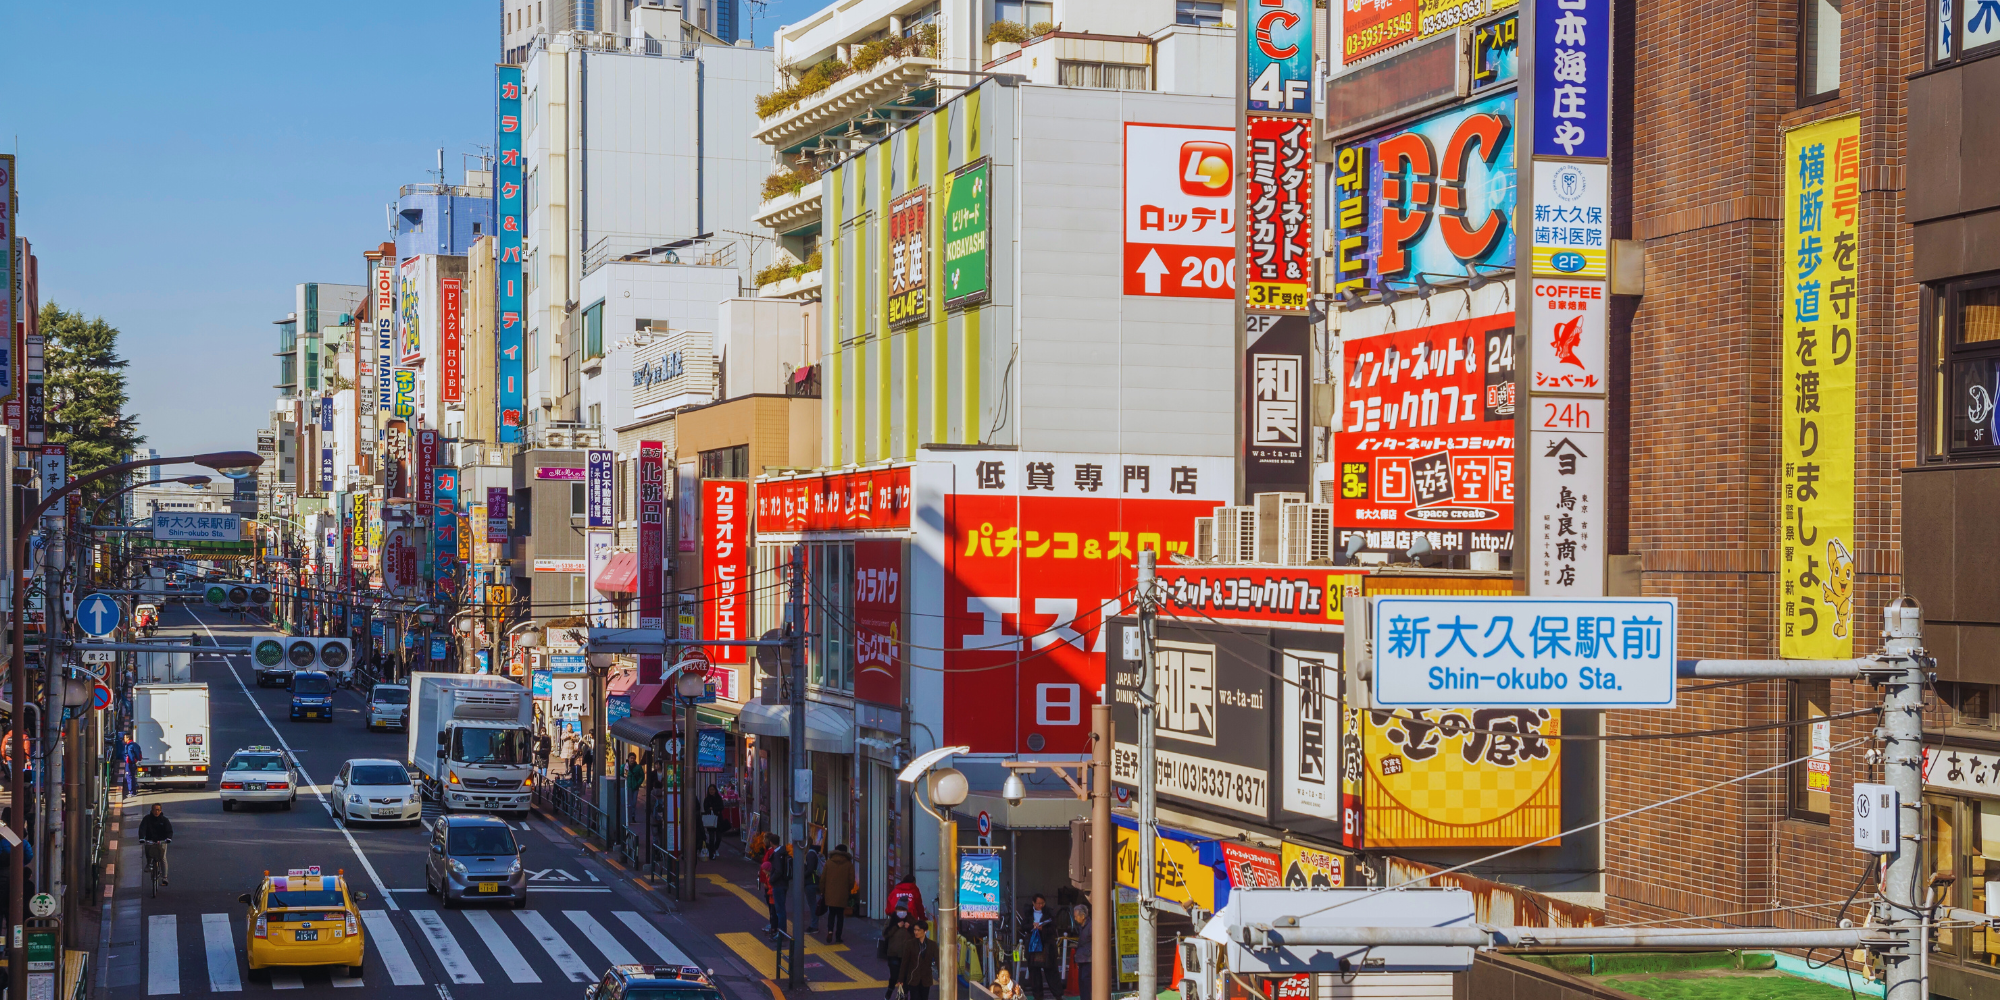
[76, 593, 122, 638]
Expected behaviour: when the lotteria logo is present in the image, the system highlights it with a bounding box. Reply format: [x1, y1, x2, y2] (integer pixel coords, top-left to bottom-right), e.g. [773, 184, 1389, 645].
[1551, 251, 1586, 273]
[1178, 141, 1232, 197]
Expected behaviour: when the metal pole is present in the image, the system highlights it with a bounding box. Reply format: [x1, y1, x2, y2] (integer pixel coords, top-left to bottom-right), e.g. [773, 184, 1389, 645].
[1879, 598, 1926, 1000]
[38, 517, 63, 913]
[1090, 704, 1113, 1000]
[938, 809, 958, 1000]
[9, 496, 28, 1000]
[1135, 549, 1157, 1000]
[787, 543, 806, 989]
[681, 689, 697, 900]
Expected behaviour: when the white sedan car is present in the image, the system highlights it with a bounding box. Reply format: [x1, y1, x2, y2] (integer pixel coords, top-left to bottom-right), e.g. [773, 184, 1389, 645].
[218, 747, 300, 811]
[329, 758, 422, 825]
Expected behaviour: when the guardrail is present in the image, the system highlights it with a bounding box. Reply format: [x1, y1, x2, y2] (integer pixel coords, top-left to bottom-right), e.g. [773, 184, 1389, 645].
[532, 770, 679, 897]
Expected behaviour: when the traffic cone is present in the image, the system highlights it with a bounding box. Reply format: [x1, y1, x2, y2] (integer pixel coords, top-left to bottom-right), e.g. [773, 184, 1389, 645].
[1065, 956, 1080, 998]
[1169, 944, 1183, 998]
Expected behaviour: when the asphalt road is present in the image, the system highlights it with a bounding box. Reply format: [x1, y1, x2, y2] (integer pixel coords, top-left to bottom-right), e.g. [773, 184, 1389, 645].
[96, 603, 721, 1000]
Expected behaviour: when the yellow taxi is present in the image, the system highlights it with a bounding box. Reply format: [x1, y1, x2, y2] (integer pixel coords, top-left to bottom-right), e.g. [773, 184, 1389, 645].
[239, 868, 366, 976]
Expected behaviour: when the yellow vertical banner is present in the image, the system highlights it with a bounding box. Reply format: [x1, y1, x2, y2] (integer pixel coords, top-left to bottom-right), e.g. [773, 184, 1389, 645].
[1780, 115, 1860, 659]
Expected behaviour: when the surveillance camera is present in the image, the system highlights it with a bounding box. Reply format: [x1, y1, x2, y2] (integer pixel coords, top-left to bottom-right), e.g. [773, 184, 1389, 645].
[1001, 773, 1026, 807]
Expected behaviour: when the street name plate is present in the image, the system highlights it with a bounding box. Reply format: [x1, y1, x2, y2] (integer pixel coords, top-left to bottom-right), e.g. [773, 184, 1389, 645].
[81, 650, 115, 663]
[153, 513, 242, 542]
[1370, 596, 1678, 709]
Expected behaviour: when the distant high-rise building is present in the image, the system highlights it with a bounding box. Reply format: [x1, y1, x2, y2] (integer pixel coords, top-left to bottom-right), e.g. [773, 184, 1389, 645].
[502, 0, 741, 63]
[147, 449, 162, 481]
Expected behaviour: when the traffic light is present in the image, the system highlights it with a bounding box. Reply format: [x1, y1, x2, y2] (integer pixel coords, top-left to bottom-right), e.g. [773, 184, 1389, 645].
[284, 637, 352, 671]
[204, 582, 272, 610]
[249, 633, 288, 669]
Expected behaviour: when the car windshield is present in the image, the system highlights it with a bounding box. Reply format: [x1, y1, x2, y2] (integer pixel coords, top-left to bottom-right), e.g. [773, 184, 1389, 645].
[266, 889, 346, 909]
[293, 675, 332, 695]
[227, 755, 287, 772]
[451, 727, 529, 765]
[372, 688, 409, 705]
[627, 990, 722, 1000]
[350, 765, 410, 786]
[446, 826, 518, 856]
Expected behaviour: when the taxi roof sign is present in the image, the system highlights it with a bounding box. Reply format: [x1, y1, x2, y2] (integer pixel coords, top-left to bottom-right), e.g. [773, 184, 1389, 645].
[287, 867, 323, 878]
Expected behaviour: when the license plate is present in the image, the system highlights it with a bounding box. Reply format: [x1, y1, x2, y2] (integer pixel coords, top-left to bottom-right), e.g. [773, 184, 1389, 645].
[478, 882, 498, 893]
[247, 783, 266, 791]
[295, 929, 318, 942]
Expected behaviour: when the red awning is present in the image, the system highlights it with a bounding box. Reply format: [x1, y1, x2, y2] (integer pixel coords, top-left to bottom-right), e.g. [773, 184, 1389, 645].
[593, 552, 638, 594]
[605, 669, 638, 697]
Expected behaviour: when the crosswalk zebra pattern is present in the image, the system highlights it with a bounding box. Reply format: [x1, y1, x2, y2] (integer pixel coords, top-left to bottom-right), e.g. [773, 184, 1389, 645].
[141, 909, 694, 994]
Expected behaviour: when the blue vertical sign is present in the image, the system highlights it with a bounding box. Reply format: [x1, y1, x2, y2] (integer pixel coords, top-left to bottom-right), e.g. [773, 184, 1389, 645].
[958, 854, 1002, 921]
[1246, 0, 1312, 114]
[0, 156, 15, 401]
[1535, 0, 1611, 158]
[319, 395, 334, 432]
[320, 448, 335, 493]
[587, 449, 615, 528]
[495, 65, 526, 443]
[433, 467, 459, 578]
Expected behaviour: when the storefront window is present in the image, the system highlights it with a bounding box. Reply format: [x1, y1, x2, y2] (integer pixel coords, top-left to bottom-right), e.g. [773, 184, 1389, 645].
[1790, 680, 1832, 821]
[811, 542, 855, 691]
[1932, 794, 1960, 952]
[1975, 799, 2000, 965]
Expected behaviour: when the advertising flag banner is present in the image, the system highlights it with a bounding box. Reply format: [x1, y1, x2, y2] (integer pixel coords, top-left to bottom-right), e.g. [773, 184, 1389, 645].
[1534, 0, 1610, 158]
[1531, 161, 1609, 278]
[702, 479, 749, 665]
[495, 64, 526, 442]
[853, 539, 903, 707]
[941, 158, 991, 308]
[1244, 116, 1314, 313]
[886, 188, 931, 326]
[440, 278, 463, 402]
[1329, 93, 1516, 297]
[1123, 123, 1235, 299]
[586, 449, 615, 527]
[1780, 115, 1860, 659]
[1246, 0, 1314, 114]
[958, 854, 1002, 922]
[1333, 312, 1516, 560]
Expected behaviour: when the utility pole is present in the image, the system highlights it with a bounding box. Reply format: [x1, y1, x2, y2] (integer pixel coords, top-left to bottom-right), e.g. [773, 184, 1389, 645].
[680, 656, 698, 902]
[936, 797, 958, 1000]
[786, 543, 806, 989]
[1876, 598, 1927, 1000]
[1135, 549, 1158, 1000]
[1090, 704, 1113, 1000]
[39, 512, 63, 929]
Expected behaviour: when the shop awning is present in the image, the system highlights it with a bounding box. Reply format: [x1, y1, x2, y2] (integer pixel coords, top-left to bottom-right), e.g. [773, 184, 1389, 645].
[593, 552, 638, 594]
[737, 701, 854, 754]
[609, 713, 680, 745]
[606, 669, 638, 697]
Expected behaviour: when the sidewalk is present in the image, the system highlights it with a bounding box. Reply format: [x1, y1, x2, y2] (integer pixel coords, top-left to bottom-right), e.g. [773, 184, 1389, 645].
[678, 842, 897, 995]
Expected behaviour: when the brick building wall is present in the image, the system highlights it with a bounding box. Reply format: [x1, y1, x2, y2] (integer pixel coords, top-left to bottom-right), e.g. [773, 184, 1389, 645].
[1606, 0, 1917, 927]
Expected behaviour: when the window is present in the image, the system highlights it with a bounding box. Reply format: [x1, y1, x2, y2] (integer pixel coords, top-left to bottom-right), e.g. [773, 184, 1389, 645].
[1935, 0, 2000, 65]
[584, 301, 604, 359]
[1924, 274, 2000, 459]
[995, 0, 1052, 25]
[1799, 0, 1841, 104]
[1788, 679, 1832, 821]
[699, 445, 749, 479]
[473, 222, 482, 235]
[571, 482, 586, 517]
[1176, 1, 1225, 27]
[1942, 682, 2000, 730]
[1057, 61, 1151, 90]
[808, 542, 854, 691]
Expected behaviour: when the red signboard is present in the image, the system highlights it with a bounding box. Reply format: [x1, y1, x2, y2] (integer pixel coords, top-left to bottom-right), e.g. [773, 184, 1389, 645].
[756, 467, 911, 534]
[1147, 565, 1366, 628]
[1333, 312, 1516, 557]
[702, 479, 749, 665]
[1340, 0, 1418, 64]
[853, 540, 903, 707]
[638, 441, 666, 684]
[1245, 116, 1315, 314]
[440, 278, 463, 403]
[1217, 841, 1283, 888]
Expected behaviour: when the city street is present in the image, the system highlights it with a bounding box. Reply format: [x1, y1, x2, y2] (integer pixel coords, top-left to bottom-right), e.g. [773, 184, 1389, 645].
[96, 604, 738, 1000]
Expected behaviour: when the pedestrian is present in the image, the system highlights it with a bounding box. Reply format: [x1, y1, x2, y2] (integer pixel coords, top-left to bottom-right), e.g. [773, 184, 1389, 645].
[624, 751, 644, 823]
[760, 846, 778, 931]
[533, 729, 551, 769]
[1019, 893, 1055, 1000]
[880, 910, 914, 999]
[1070, 903, 1092, 1000]
[804, 840, 824, 933]
[702, 785, 727, 859]
[884, 872, 928, 923]
[560, 731, 580, 787]
[819, 844, 856, 943]
[769, 844, 794, 937]
[990, 969, 1024, 1000]
[138, 803, 173, 885]
[580, 735, 596, 783]
[896, 921, 939, 1000]
[121, 734, 140, 797]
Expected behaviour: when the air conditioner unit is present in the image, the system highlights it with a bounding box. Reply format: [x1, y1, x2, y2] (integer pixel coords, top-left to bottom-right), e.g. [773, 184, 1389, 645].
[1254, 493, 1306, 564]
[1192, 517, 1214, 564]
[1281, 503, 1336, 566]
[1213, 506, 1258, 564]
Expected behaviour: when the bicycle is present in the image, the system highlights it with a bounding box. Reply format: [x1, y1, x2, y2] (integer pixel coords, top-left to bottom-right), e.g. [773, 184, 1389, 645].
[142, 839, 170, 897]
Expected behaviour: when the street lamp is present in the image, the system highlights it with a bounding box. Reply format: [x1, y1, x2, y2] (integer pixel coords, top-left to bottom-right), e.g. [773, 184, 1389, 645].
[900, 745, 972, 1000]
[672, 651, 711, 901]
[8, 449, 260, 989]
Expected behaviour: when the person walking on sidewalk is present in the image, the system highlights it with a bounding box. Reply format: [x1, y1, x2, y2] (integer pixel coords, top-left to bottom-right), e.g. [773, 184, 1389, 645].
[820, 844, 856, 943]
[1018, 893, 1056, 1000]
[881, 910, 915, 999]
[896, 922, 939, 1000]
[767, 844, 795, 937]
[121, 733, 140, 797]
[701, 786, 727, 859]
[1070, 904, 1093, 1000]
[884, 872, 928, 923]
[804, 841, 824, 934]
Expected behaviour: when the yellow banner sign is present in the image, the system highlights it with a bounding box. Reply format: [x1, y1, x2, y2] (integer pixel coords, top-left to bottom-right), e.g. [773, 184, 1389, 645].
[1780, 115, 1860, 659]
[1279, 841, 1344, 887]
[1113, 826, 1215, 913]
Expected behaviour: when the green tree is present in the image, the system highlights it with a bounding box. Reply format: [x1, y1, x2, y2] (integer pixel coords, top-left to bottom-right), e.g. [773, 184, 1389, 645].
[42, 303, 145, 517]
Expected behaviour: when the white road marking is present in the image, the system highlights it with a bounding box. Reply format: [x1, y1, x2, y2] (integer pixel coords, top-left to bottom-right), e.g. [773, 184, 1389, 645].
[361, 910, 426, 986]
[269, 971, 304, 989]
[514, 910, 595, 982]
[462, 909, 541, 983]
[330, 973, 365, 988]
[410, 910, 484, 984]
[564, 911, 637, 966]
[201, 913, 242, 992]
[613, 911, 692, 965]
[147, 914, 180, 995]
[195, 613, 398, 910]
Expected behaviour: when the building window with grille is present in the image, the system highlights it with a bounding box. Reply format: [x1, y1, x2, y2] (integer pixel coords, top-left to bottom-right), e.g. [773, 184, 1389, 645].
[1788, 679, 1832, 822]
[1799, 0, 1842, 103]
[1057, 61, 1151, 90]
[1176, 1, 1225, 27]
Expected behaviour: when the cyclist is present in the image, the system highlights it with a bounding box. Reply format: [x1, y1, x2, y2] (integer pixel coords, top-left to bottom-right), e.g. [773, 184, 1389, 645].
[138, 803, 172, 886]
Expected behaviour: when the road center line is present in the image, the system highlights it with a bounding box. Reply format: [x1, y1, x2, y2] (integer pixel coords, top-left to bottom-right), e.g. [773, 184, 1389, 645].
[195, 612, 399, 911]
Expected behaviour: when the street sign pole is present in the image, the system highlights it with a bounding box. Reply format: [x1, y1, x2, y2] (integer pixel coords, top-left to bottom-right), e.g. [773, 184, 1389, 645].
[1135, 549, 1159, 1000]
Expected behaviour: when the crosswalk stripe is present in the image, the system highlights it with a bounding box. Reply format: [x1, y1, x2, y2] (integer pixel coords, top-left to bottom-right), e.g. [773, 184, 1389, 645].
[360, 910, 425, 986]
[268, 972, 304, 990]
[410, 910, 484, 984]
[462, 910, 541, 983]
[329, 974, 365, 988]
[514, 910, 595, 982]
[565, 911, 637, 967]
[148, 915, 180, 995]
[201, 914, 242, 992]
[612, 912, 692, 965]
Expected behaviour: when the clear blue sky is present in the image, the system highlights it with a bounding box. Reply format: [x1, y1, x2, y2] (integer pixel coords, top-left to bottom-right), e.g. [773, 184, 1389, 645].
[0, 0, 817, 470]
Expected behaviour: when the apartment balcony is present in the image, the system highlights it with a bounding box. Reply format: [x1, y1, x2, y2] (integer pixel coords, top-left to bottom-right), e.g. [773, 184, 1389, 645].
[754, 53, 941, 151]
[758, 269, 824, 300]
[754, 179, 823, 235]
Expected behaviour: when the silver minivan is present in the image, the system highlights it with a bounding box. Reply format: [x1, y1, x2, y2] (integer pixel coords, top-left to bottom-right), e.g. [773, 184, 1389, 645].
[424, 814, 528, 908]
[366, 684, 410, 731]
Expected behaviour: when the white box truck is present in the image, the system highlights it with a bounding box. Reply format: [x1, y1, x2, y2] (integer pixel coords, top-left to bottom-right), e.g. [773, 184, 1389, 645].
[133, 683, 211, 788]
[406, 672, 535, 814]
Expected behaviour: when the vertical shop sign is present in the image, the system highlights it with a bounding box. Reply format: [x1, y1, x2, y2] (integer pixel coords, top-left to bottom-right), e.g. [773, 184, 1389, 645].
[21, 243, 39, 446]
[320, 448, 335, 494]
[1534, 0, 1610, 158]
[415, 429, 438, 507]
[440, 278, 463, 402]
[1531, 161, 1609, 278]
[1244, 315, 1312, 497]
[1244, 116, 1313, 314]
[1280, 650, 1341, 822]
[587, 449, 615, 528]
[393, 369, 417, 419]
[1529, 399, 1605, 595]
[495, 65, 526, 442]
[586, 530, 615, 627]
[677, 463, 698, 552]
[487, 486, 510, 533]
[1123, 123, 1235, 299]
[1530, 280, 1608, 391]
[0, 155, 14, 401]
[941, 158, 991, 308]
[886, 188, 931, 326]
[351, 492, 369, 564]
[703, 480, 750, 665]
[398, 256, 423, 363]
[1780, 116, 1860, 659]
[638, 442, 666, 631]
[433, 467, 459, 577]
[1246, 0, 1314, 113]
[853, 539, 903, 707]
[37, 446, 64, 518]
[376, 262, 397, 412]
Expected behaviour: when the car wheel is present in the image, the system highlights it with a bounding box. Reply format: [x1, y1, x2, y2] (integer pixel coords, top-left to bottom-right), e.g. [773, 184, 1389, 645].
[283, 795, 294, 811]
[345, 965, 364, 978]
[442, 890, 457, 910]
[222, 800, 234, 812]
[512, 896, 527, 910]
[425, 870, 438, 895]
